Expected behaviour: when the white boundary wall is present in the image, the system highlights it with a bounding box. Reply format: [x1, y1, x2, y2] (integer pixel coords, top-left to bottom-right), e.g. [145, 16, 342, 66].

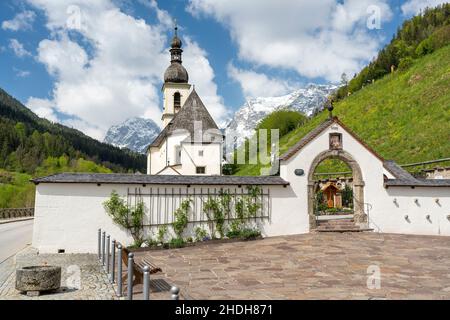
[33, 183, 290, 253]
[33, 120, 450, 254]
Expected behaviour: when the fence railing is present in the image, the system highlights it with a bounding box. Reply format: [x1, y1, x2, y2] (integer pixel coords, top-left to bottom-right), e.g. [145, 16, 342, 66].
[127, 186, 271, 228]
[98, 228, 180, 300]
[0, 208, 34, 220]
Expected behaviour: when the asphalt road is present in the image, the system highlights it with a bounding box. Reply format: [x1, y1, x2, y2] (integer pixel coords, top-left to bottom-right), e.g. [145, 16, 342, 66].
[0, 220, 33, 264]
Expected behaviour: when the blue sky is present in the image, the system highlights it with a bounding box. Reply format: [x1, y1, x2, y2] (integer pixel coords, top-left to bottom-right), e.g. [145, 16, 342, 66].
[0, 0, 446, 140]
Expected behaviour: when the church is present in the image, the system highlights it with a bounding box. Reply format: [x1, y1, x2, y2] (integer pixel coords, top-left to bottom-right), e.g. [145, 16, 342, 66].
[146, 27, 224, 176]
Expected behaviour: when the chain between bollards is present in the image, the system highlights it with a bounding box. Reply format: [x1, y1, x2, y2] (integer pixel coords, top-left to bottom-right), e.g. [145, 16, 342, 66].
[127, 253, 134, 300]
[143, 266, 150, 300]
[117, 244, 123, 297]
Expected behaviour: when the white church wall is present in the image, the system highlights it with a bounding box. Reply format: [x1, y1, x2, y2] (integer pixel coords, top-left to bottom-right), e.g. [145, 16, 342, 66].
[181, 142, 222, 176]
[148, 140, 167, 175]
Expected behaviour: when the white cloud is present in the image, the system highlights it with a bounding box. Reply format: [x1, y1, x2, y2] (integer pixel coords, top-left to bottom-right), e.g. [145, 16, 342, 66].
[228, 64, 295, 98]
[26, 97, 58, 122]
[9, 39, 32, 57]
[2, 10, 36, 31]
[26, 0, 228, 140]
[14, 68, 31, 78]
[401, 0, 448, 15]
[188, 0, 393, 82]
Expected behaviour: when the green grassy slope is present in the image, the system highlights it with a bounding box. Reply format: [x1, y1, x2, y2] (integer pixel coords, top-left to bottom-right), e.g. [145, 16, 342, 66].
[236, 45, 450, 176]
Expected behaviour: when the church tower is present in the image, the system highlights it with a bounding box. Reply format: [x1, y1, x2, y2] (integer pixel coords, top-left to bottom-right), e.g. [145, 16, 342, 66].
[162, 25, 192, 127]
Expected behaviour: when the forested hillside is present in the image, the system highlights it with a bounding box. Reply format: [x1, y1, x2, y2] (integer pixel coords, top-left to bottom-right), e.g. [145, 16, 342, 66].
[0, 88, 147, 208]
[0, 88, 146, 174]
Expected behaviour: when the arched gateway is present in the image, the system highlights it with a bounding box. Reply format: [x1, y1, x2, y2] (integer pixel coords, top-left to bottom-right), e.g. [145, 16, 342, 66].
[276, 115, 392, 233]
[307, 149, 367, 229]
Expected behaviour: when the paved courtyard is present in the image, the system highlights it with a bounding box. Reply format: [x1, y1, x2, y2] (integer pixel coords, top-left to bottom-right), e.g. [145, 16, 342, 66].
[139, 233, 450, 300]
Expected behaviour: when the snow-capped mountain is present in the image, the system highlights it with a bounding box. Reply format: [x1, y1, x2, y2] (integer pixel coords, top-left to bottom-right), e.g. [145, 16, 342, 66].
[104, 117, 160, 154]
[224, 84, 337, 153]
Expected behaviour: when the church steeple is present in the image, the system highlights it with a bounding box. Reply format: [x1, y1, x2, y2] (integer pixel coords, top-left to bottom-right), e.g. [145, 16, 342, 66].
[170, 24, 183, 63]
[161, 21, 192, 128]
[164, 24, 189, 83]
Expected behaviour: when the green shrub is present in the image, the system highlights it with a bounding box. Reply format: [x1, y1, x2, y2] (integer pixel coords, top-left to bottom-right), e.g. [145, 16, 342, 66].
[257, 110, 307, 139]
[169, 237, 186, 249]
[172, 199, 191, 238]
[103, 191, 145, 244]
[145, 237, 158, 247]
[416, 38, 434, 56]
[157, 225, 168, 244]
[195, 227, 208, 242]
[240, 228, 262, 240]
[227, 228, 261, 240]
[398, 57, 415, 71]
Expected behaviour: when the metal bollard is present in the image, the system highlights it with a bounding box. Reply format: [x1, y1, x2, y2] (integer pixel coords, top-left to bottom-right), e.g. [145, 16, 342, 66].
[127, 253, 134, 300]
[106, 235, 110, 273]
[171, 286, 180, 300]
[143, 266, 150, 300]
[110, 240, 116, 283]
[98, 229, 101, 260]
[102, 232, 106, 266]
[117, 244, 123, 297]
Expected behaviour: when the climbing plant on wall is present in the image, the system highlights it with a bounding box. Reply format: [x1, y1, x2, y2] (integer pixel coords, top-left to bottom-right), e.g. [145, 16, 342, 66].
[103, 190, 145, 245]
[172, 199, 192, 238]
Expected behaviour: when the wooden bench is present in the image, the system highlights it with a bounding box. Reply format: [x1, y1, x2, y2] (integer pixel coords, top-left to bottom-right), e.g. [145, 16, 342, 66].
[120, 246, 162, 286]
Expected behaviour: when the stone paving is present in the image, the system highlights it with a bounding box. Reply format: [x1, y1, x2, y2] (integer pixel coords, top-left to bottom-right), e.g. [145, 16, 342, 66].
[0, 248, 117, 300]
[137, 233, 450, 300]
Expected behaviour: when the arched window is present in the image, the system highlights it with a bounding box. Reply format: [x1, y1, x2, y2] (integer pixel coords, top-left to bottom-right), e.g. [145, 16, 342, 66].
[174, 92, 181, 112]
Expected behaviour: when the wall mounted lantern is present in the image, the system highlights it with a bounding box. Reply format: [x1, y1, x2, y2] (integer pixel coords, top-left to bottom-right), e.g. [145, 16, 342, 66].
[426, 215, 431, 222]
[404, 215, 409, 221]
[414, 199, 419, 205]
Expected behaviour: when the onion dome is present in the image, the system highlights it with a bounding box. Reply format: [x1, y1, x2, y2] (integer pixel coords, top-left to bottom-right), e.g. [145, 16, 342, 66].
[164, 25, 189, 84]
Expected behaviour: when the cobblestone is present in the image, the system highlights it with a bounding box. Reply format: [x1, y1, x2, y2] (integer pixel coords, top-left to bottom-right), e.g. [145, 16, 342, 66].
[0, 248, 117, 300]
[137, 233, 450, 300]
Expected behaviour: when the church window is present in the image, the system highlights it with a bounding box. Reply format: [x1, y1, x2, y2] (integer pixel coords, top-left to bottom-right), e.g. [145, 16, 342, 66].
[174, 92, 181, 112]
[196, 166, 206, 174]
[175, 146, 182, 164]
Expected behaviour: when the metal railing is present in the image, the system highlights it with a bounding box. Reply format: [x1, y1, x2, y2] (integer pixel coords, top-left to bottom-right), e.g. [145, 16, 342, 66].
[0, 208, 34, 220]
[97, 228, 180, 300]
[127, 186, 271, 228]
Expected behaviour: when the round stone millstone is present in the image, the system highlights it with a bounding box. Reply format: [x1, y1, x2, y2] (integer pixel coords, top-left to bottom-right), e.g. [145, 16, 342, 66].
[16, 266, 62, 294]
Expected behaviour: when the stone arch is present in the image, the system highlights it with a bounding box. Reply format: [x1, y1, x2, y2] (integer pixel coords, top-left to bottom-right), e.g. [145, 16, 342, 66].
[307, 149, 367, 229]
